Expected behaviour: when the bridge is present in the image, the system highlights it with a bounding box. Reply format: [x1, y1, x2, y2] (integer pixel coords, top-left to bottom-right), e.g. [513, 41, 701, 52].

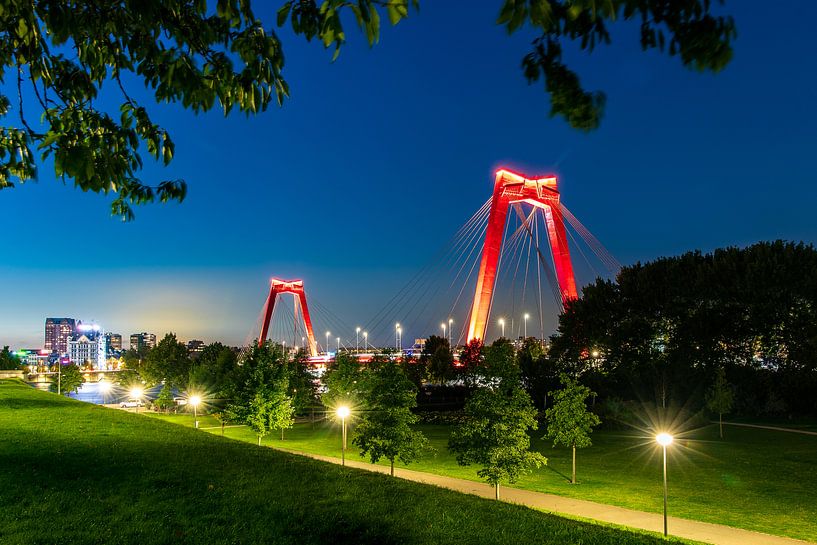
[254, 168, 619, 356]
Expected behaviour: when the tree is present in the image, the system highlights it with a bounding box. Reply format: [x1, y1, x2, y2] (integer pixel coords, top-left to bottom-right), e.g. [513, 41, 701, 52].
[449, 384, 545, 499]
[155, 383, 175, 413]
[287, 351, 318, 416]
[49, 364, 83, 396]
[0, 346, 21, 370]
[458, 339, 483, 389]
[322, 352, 367, 411]
[352, 361, 430, 476]
[225, 344, 294, 445]
[706, 367, 734, 439]
[1, 2, 734, 215]
[187, 342, 238, 400]
[420, 335, 454, 384]
[544, 374, 601, 484]
[141, 333, 191, 388]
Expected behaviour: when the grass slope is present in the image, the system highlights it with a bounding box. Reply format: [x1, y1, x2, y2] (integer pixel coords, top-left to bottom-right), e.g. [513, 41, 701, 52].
[151, 409, 817, 542]
[0, 381, 681, 545]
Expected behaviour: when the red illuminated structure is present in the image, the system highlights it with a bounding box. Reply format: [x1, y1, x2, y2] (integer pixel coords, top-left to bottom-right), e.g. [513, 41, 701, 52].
[258, 278, 318, 357]
[466, 169, 578, 342]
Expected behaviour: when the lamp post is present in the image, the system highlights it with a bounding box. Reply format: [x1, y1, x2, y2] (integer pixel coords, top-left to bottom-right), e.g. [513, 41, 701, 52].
[498, 318, 505, 338]
[448, 318, 453, 346]
[301, 336, 305, 350]
[656, 432, 674, 537]
[337, 337, 340, 352]
[356, 327, 361, 353]
[441, 322, 446, 341]
[397, 327, 402, 353]
[337, 406, 350, 466]
[325, 331, 331, 355]
[395, 323, 400, 351]
[189, 395, 202, 429]
[524, 313, 530, 338]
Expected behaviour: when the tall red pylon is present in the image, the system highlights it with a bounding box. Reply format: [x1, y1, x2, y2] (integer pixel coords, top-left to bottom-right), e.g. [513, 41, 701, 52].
[258, 278, 318, 357]
[466, 169, 577, 342]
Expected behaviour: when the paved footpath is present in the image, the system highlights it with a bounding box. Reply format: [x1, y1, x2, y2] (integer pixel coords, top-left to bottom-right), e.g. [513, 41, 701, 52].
[278, 447, 813, 545]
[721, 421, 817, 436]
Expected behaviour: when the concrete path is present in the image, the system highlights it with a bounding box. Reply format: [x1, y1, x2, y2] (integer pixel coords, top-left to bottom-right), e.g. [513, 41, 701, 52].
[278, 447, 813, 545]
[721, 421, 817, 436]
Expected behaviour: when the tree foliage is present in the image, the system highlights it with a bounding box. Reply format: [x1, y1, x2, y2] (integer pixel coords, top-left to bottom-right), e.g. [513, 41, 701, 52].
[549, 241, 817, 416]
[544, 374, 601, 483]
[322, 352, 367, 410]
[224, 343, 294, 444]
[155, 382, 175, 412]
[0, 1, 734, 215]
[448, 384, 546, 498]
[352, 360, 430, 475]
[49, 363, 83, 395]
[0, 346, 21, 370]
[141, 333, 191, 388]
[706, 366, 734, 438]
[420, 335, 453, 384]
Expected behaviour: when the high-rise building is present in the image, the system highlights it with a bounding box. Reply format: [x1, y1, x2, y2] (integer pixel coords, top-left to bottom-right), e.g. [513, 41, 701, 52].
[130, 332, 157, 352]
[105, 333, 123, 353]
[45, 318, 76, 355]
[187, 339, 205, 357]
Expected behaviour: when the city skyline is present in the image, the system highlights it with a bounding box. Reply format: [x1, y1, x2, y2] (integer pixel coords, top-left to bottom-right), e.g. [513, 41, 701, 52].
[2, 1, 816, 348]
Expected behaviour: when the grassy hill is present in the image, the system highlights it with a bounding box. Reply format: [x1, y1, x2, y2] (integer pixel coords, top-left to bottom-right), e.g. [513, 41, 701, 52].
[0, 380, 683, 545]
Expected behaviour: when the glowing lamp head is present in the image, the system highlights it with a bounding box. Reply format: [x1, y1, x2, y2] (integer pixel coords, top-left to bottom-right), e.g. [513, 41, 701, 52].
[524, 313, 530, 320]
[129, 386, 143, 399]
[189, 395, 202, 407]
[336, 406, 350, 419]
[98, 381, 112, 394]
[656, 432, 674, 447]
[591, 350, 600, 358]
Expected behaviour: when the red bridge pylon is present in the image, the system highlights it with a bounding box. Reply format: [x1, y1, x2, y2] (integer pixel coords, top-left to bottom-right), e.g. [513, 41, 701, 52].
[258, 278, 319, 357]
[466, 169, 578, 343]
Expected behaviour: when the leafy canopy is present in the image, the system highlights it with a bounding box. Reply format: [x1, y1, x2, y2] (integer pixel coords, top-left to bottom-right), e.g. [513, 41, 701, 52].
[545, 374, 601, 449]
[49, 363, 84, 395]
[352, 360, 430, 472]
[1, 1, 733, 216]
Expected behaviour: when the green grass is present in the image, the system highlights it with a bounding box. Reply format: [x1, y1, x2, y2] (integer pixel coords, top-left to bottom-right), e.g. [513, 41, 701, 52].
[151, 409, 817, 542]
[0, 381, 688, 545]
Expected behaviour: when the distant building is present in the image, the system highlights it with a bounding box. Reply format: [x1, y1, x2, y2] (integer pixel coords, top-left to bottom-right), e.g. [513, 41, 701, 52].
[45, 318, 76, 355]
[15, 349, 50, 370]
[68, 324, 106, 370]
[187, 339, 205, 357]
[130, 332, 157, 352]
[105, 333, 123, 353]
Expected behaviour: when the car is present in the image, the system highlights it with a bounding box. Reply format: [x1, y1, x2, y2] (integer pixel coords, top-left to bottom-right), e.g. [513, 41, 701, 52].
[119, 399, 144, 408]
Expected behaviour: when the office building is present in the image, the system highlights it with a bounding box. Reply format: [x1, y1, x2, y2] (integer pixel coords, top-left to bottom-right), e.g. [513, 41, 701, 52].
[44, 318, 76, 355]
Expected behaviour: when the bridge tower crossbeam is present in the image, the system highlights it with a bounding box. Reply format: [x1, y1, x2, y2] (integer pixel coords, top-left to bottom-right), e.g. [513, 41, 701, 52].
[258, 278, 319, 357]
[466, 169, 578, 343]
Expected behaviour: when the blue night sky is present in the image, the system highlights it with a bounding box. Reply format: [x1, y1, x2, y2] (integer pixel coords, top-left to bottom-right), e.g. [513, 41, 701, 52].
[2, 1, 816, 348]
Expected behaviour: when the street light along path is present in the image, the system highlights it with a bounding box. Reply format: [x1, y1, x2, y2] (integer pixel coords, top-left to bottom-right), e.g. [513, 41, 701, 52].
[270, 447, 811, 545]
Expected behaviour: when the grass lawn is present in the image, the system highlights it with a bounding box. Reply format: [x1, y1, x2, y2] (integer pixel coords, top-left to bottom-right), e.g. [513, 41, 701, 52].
[151, 409, 817, 542]
[0, 380, 688, 545]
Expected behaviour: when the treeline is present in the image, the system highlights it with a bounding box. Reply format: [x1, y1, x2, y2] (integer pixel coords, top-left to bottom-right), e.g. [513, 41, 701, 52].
[542, 240, 817, 418]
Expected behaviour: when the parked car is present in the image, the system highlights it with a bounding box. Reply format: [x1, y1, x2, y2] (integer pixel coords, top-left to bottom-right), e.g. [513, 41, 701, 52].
[119, 399, 144, 408]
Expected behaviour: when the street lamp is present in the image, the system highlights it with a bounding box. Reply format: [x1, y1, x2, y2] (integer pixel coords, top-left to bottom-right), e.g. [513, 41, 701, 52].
[441, 322, 446, 341]
[98, 380, 112, 404]
[337, 406, 350, 465]
[130, 386, 144, 414]
[356, 327, 361, 352]
[656, 432, 674, 537]
[336, 337, 340, 352]
[498, 318, 505, 338]
[325, 331, 331, 355]
[524, 313, 530, 338]
[397, 327, 402, 352]
[395, 323, 400, 351]
[189, 395, 202, 429]
[448, 318, 453, 346]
